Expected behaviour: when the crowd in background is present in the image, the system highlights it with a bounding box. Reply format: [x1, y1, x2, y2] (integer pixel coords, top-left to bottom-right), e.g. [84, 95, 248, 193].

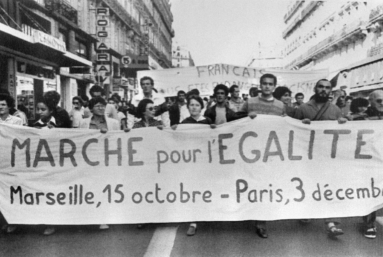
[0, 73, 382, 239]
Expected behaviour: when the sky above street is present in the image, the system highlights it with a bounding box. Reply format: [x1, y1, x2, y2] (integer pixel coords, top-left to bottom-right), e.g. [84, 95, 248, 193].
[170, 0, 291, 66]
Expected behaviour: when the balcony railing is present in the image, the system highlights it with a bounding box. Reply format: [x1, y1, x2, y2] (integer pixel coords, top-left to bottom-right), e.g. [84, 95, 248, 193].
[285, 19, 364, 69]
[369, 3, 383, 21]
[44, 0, 78, 25]
[284, 1, 304, 23]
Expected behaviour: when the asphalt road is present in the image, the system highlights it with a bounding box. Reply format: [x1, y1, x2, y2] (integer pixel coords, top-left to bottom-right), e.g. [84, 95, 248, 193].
[0, 216, 382, 257]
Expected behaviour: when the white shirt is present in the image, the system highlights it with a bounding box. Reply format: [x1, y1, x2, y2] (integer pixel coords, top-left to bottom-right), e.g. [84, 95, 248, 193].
[0, 115, 23, 126]
[179, 104, 189, 123]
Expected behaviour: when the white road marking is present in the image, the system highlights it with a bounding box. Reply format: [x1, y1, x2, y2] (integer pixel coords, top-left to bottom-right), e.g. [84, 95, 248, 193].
[143, 226, 179, 257]
[376, 217, 383, 226]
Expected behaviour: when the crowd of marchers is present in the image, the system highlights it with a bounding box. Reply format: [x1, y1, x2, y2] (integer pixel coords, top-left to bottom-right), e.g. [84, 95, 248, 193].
[0, 73, 381, 239]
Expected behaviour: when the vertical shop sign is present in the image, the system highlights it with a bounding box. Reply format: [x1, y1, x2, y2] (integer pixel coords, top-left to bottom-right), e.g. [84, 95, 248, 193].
[96, 8, 110, 85]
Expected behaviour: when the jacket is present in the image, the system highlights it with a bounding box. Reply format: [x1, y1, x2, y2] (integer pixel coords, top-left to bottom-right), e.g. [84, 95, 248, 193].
[79, 116, 120, 131]
[204, 105, 246, 124]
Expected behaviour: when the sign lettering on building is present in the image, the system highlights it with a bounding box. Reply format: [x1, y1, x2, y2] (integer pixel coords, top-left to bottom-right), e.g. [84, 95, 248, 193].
[122, 54, 149, 69]
[98, 76, 110, 84]
[31, 28, 66, 53]
[95, 7, 110, 85]
[96, 8, 110, 16]
[97, 53, 110, 62]
[96, 42, 109, 51]
[96, 64, 111, 74]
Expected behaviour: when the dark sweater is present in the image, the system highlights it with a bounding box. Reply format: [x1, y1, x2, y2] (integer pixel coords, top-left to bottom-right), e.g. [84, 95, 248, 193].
[181, 116, 213, 125]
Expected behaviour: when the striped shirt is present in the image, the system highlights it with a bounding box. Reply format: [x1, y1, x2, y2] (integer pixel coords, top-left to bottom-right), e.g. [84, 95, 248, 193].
[241, 96, 285, 116]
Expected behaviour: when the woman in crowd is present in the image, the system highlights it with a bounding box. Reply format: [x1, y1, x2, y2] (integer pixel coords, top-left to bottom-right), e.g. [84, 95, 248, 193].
[69, 96, 84, 128]
[171, 95, 215, 236]
[345, 95, 377, 239]
[133, 99, 163, 129]
[32, 91, 70, 235]
[272, 86, 295, 117]
[131, 99, 163, 229]
[346, 98, 370, 121]
[79, 96, 120, 231]
[33, 91, 70, 129]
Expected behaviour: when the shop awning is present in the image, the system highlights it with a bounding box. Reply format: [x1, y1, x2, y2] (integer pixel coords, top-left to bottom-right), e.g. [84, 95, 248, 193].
[0, 23, 92, 67]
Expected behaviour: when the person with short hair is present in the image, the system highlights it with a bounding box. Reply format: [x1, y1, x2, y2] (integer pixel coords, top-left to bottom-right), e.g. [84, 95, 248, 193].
[170, 95, 215, 236]
[0, 88, 28, 125]
[294, 79, 344, 122]
[294, 79, 347, 237]
[241, 73, 285, 118]
[169, 90, 188, 126]
[204, 84, 244, 125]
[345, 96, 353, 105]
[248, 87, 259, 98]
[181, 95, 214, 125]
[89, 85, 118, 120]
[240, 73, 285, 239]
[125, 77, 169, 129]
[108, 98, 127, 130]
[345, 94, 377, 239]
[228, 85, 245, 112]
[79, 96, 120, 231]
[35, 91, 71, 129]
[81, 95, 92, 118]
[293, 93, 305, 108]
[69, 96, 84, 128]
[346, 98, 369, 121]
[334, 89, 350, 118]
[365, 90, 383, 119]
[30, 91, 70, 236]
[0, 94, 23, 234]
[133, 99, 163, 129]
[0, 94, 23, 126]
[273, 86, 295, 117]
[79, 96, 120, 132]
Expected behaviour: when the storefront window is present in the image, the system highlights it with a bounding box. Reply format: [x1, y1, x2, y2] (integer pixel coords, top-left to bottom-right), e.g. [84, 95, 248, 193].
[59, 29, 69, 48]
[75, 39, 88, 59]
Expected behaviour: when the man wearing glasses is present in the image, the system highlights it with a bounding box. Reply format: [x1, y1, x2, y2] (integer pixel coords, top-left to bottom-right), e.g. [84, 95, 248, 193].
[294, 79, 347, 238]
[365, 90, 383, 119]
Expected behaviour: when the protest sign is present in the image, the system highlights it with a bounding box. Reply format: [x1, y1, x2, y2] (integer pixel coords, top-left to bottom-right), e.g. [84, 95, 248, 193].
[137, 64, 328, 98]
[0, 116, 382, 224]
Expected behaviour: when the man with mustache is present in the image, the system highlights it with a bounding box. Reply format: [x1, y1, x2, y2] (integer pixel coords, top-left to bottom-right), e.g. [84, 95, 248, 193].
[294, 79, 345, 123]
[294, 79, 347, 237]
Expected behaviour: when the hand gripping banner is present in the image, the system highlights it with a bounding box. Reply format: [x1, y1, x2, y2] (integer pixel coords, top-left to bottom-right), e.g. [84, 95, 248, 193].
[0, 116, 382, 224]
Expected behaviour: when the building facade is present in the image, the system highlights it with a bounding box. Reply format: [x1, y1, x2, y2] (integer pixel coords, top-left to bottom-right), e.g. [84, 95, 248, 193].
[282, 1, 383, 97]
[0, 0, 95, 123]
[78, 0, 174, 100]
[172, 44, 195, 68]
[0, 0, 174, 123]
[248, 44, 283, 69]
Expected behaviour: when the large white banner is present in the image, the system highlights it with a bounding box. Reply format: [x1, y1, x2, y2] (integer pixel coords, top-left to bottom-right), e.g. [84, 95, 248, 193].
[137, 64, 329, 98]
[0, 116, 382, 224]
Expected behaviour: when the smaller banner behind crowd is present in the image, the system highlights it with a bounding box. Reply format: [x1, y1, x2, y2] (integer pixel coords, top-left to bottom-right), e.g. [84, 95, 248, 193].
[0, 117, 383, 224]
[137, 64, 329, 99]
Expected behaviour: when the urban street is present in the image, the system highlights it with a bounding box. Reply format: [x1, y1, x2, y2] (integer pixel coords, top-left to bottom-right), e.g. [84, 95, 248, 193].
[1, 0, 383, 256]
[1, 212, 382, 257]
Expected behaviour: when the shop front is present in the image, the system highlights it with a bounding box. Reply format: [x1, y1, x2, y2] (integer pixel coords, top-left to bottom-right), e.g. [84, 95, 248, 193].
[0, 22, 92, 124]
